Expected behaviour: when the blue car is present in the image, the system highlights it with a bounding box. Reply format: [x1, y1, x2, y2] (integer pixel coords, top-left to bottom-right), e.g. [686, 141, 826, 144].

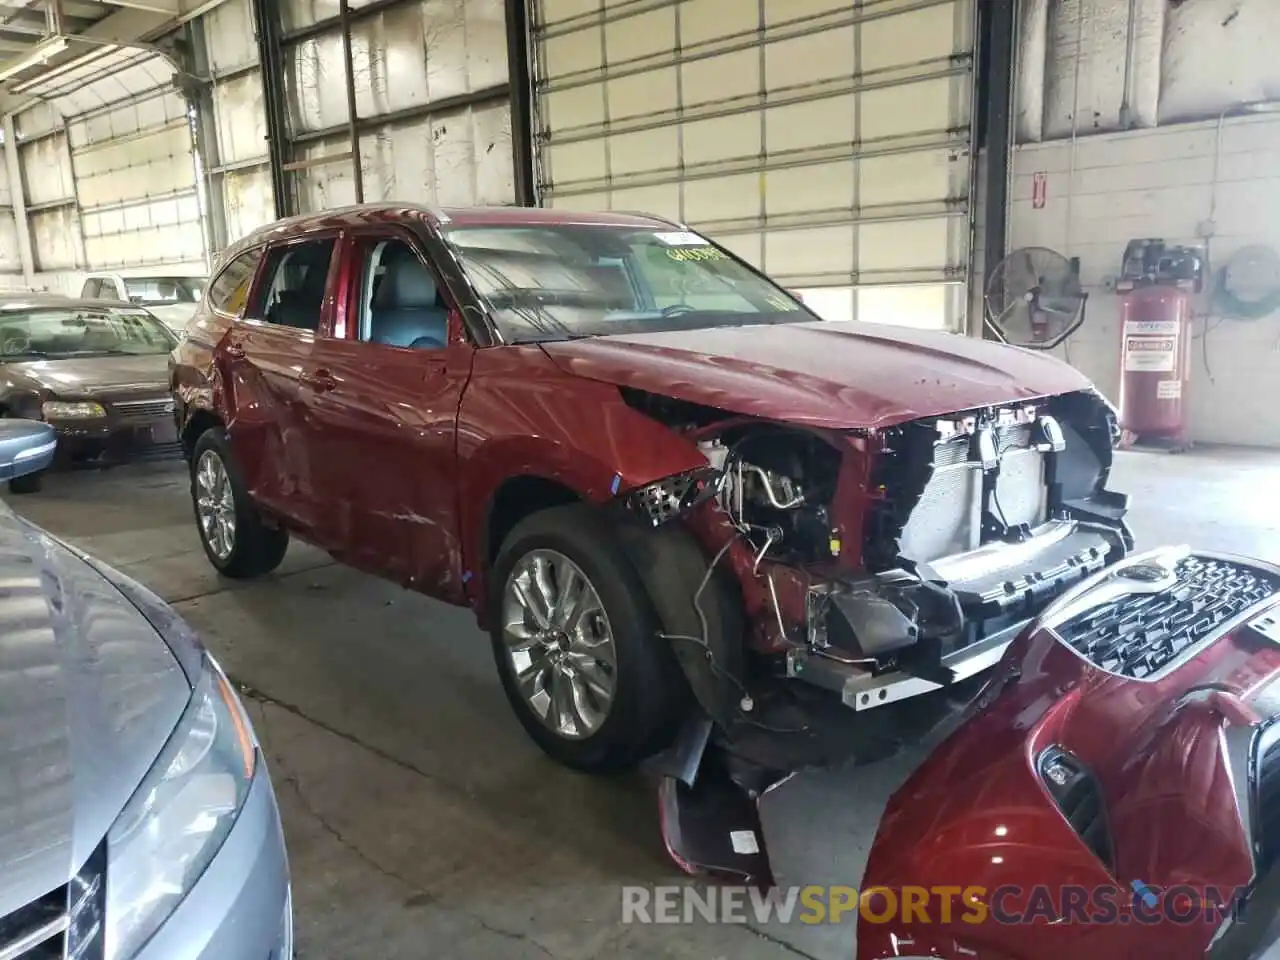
[0, 419, 292, 959]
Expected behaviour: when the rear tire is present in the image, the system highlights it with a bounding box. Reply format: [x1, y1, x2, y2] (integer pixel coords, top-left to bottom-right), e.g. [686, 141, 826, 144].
[8, 472, 42, 495]
[489, 504, 688, 773]
[191, 428, 288, 579]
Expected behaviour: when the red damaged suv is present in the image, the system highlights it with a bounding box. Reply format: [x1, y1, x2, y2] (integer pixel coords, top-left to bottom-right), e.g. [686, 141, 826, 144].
[170, 203, 1133, 881]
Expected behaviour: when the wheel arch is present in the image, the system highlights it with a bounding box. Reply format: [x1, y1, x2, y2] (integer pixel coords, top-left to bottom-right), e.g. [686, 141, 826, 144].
[483, 473, 584, 571]
[181, 407, 224, 461]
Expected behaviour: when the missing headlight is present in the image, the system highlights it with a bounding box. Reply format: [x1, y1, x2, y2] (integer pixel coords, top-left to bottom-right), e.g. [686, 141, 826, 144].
[624, 468, 721, 527]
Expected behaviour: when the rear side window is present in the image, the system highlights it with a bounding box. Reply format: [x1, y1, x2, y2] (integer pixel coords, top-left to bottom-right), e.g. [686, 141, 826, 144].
[252, 239, 337, 332]
[208, 247, 266, 317]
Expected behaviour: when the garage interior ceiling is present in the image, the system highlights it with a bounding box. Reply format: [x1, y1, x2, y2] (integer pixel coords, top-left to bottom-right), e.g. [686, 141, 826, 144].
[0, 1, 162, 94]
[530, 0, 978, 332]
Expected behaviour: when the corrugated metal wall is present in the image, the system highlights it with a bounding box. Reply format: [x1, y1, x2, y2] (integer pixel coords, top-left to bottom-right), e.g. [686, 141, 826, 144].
[203, 0, 276, 244]
[0, 0, 515, 293]
[1018, 0, 1280, 142]
[282, 0, 515, 213]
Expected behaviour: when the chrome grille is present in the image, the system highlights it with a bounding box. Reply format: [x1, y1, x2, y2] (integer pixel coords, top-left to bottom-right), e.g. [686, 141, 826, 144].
[0, 844, 104, 960]
[1053, 556, 1280, 679]
[0, 884, 66, 959]
[108, 397, 173, 421]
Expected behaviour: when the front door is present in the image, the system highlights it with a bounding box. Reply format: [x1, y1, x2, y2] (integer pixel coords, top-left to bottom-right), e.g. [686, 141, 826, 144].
[302, 228, 474, 600]
[224, 234, 339, 539]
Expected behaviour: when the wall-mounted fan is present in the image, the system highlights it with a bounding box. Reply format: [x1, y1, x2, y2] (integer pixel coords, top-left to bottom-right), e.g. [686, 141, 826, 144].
[985, 246, 1087, 349]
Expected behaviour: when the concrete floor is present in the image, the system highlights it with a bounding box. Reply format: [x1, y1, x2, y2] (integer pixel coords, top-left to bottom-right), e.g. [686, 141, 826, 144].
[7, 445, 1280, 959]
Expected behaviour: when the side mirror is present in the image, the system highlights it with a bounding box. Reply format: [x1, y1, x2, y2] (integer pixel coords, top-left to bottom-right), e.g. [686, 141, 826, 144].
[787, 289, 805, 304]
[0, 420, 56, 482]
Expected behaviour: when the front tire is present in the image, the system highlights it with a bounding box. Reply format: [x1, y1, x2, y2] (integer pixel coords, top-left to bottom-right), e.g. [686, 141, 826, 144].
[489, 505, 688, 773]
[8, 471, 42, 495]
[191, 428, 288, 579]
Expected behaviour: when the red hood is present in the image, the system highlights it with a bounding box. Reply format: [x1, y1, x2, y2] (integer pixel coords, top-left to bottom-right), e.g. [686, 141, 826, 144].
[538, 321, 1093, 429]
[858, 551, 1280, 960]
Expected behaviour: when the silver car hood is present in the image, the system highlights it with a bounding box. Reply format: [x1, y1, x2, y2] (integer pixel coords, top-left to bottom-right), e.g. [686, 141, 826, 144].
[0, 508, 190, 918]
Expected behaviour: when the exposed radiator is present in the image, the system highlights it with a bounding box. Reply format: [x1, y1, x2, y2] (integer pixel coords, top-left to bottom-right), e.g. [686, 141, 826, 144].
[899, 426, 1046, 565]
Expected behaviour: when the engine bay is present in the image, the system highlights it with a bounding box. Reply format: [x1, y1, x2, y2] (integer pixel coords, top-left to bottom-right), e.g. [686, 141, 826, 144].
[620, 386, 1131, 706]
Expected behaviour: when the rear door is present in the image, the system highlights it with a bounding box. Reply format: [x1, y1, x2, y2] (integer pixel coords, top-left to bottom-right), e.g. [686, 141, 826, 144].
[224, 233, 340, 537]
[302, 226, 475, 600]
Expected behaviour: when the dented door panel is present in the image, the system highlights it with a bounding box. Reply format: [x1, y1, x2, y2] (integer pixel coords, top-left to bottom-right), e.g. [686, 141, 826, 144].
[223, 234, 340, 536]
[302, 334, 474, 599]
[225, 320, 320, 532]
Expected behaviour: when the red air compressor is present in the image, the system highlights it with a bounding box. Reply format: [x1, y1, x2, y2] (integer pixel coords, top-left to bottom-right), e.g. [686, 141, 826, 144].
[1115, 239, 1204, 450]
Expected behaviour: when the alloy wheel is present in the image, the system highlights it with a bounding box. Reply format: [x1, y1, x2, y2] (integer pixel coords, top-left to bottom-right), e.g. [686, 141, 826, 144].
[502, 549, 618, 739]
[195, 449, 236, 561]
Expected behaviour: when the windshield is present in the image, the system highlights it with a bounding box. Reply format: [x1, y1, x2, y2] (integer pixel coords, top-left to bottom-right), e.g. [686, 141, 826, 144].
[442, 224, 810, 342]
[123, 277, 205, 305]
[0, 307, 177, 359]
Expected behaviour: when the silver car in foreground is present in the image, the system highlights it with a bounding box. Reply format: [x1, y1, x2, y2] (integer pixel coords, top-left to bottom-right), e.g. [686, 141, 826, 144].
[0, 419, 292, 959]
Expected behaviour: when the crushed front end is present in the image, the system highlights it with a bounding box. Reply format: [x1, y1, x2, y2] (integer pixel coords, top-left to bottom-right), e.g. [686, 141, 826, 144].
[614, 387, 1130, 884]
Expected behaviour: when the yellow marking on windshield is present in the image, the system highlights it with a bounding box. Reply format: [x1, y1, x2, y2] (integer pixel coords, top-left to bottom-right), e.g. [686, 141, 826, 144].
[665, 246, 727, 263]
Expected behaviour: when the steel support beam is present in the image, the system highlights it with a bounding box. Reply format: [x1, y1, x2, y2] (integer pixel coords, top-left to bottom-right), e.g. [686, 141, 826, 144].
[505, 0, 535, 205]
[251, 0, 294, 218]
[289, 84, 509, 146]
[185, 15, 226, 257]
[339, 0, 363, 203]
[974, 0, 1017, 338]
[2, 113, 35, 284]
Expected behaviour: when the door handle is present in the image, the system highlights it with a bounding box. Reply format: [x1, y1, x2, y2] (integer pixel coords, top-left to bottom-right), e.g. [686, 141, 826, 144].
[302, 369, 338, 392]
[225, 341, 246, 360]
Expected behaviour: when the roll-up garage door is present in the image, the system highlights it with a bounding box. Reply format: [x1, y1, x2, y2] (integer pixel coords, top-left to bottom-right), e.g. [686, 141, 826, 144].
[20, 46, 205, 271]
[528, 0, 977, 331]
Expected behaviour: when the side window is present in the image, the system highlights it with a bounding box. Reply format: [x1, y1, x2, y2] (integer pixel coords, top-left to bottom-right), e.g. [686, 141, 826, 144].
[81, 279, 108, 299]
[208, 247, 266, 318]
[356, 238, 449, 350]
[252, 239, 337, 332]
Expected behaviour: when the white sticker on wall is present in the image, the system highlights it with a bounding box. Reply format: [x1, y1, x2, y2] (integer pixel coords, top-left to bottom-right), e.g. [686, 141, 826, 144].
[1156, 379, 1183, 399]
[653, 231, 710, 247]
[1124, 319, 1179, 337]
[1124, 336, 1177, 372]
[730, 830, 760, 855]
